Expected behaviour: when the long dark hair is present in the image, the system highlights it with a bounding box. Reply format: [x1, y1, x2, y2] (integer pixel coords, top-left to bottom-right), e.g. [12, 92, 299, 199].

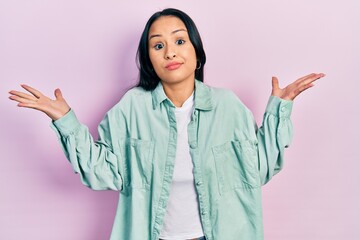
[136, 8, 206, 91]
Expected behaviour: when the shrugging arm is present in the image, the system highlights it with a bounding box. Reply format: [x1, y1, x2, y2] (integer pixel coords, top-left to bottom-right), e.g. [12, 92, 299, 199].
[51, 109, 123, 191]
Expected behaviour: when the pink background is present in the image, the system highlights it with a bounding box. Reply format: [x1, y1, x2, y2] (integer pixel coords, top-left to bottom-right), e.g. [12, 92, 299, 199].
[1, 0, 359, 239]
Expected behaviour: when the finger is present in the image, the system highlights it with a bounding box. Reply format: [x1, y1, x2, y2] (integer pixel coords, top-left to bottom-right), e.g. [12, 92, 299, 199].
[295, 73, 325, 84]
[298, 73, 325, 86]
[54, 88, 63, 100]
[9, 90, 38, 101]
[9, 95, 38, 104]
[294, 83, 315, 97]
[17, 102, 43, 110]
[21, 84, 43, 98]
[272, 76, 280, 90]
[295, 73, 317, 83]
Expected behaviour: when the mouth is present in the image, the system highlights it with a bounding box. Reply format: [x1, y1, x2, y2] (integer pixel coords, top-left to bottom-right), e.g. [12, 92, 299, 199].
[165, 62, 182, 70]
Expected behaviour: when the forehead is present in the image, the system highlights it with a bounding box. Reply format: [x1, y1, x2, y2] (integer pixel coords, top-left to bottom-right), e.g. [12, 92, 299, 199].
[149, 16, 187, 35]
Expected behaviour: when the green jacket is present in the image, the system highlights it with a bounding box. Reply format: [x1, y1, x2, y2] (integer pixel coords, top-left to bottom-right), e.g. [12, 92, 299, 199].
[51, 80, 293, 240]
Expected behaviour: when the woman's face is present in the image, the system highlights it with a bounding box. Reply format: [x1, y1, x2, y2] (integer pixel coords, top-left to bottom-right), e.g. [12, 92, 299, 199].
[148, 16, 197, 87]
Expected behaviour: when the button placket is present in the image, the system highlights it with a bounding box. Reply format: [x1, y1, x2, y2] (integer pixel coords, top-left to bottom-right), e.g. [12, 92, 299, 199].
[188, 109, 213, 239]
[152, 104, 178, 239]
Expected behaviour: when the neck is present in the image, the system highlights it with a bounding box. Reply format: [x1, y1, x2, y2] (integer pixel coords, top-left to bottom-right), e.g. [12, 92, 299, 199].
[162, 79, 195, 107]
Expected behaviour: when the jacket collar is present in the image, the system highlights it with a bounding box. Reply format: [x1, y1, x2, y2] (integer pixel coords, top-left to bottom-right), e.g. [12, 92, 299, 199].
[151, 79, 213, 111]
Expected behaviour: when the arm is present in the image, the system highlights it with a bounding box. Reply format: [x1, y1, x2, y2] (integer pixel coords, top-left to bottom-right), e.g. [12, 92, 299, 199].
[255, 73, 325, 185]
[51, 109, 123, 190]
[256, 96, 293, 185]
[9, 85, 123, 190]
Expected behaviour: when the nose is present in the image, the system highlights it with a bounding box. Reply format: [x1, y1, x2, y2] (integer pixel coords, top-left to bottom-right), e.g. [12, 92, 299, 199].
[165, 52, 176, 59]
[165, 46, 176, 60]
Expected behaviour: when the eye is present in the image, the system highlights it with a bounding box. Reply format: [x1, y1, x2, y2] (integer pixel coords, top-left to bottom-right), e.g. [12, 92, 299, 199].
[154, 43, 164, 50]
[176, 39, 186, 45]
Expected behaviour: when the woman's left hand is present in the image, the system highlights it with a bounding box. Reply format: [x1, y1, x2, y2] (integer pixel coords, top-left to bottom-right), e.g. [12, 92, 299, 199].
[271, 73, 325, 101]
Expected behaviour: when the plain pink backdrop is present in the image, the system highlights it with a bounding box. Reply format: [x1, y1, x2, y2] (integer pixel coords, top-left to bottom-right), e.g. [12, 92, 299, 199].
[1, 0, 359, 239]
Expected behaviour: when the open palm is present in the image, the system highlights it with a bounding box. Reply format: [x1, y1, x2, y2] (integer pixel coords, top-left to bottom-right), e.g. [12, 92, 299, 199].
[9, 85, 70, 121]
[272, 73, 325, 101]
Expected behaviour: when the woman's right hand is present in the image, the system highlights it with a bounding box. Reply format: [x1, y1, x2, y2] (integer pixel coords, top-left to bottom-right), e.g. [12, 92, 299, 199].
[9, 84, 71, 121]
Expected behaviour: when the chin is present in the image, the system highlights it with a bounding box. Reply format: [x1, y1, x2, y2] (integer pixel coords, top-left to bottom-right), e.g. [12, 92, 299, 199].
[159, 73, 195, 85]
[163, 77, 194, 85]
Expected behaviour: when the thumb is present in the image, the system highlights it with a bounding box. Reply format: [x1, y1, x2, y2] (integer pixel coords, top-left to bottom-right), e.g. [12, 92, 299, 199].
[54, 88, 63, 100]
[272, 76, 280, 90]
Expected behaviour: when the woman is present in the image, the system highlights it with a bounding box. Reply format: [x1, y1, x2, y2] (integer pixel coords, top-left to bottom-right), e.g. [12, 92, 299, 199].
[9, 8, 325, 240]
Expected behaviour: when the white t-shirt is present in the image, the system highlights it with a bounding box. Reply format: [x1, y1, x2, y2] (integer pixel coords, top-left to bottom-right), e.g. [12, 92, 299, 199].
[159, 92, 204, 239]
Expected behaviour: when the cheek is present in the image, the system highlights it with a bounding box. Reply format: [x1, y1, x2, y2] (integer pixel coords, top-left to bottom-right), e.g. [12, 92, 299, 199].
[185, 45, 197, 61]
[149, 52, 164, 78]
[149, 51, 161, 68]
[187, 48, 197, 68]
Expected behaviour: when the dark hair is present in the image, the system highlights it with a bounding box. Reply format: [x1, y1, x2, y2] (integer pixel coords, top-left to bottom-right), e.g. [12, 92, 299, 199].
[136, 8, 206, 91]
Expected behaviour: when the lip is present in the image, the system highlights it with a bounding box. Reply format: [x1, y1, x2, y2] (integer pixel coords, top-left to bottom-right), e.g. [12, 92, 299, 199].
[165, 62, 182, 70]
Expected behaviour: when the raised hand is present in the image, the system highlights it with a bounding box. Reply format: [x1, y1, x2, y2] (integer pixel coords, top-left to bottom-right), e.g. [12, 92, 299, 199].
[271, 73, 325, 101]
[9, 85, 71, 121]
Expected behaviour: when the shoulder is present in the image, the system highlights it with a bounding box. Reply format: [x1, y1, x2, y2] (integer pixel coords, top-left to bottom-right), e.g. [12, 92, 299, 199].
[107, 86, 152, 115]
[211, 86, 238, 100]
[122, 86, 150, 100]
[206, 84, 245, 105]
[204, 83, 251, 115]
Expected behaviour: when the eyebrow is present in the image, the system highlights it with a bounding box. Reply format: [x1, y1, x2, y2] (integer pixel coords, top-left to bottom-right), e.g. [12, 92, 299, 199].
[149, 28, 187, 40]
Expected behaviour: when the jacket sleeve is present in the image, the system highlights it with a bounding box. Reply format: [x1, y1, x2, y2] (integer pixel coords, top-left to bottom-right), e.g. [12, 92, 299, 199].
[252, 96, 293, 186]
[50, 109, 123, 191]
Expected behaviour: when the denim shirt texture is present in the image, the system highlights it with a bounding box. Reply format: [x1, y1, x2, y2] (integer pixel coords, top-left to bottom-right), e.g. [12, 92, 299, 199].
[51, 80, 293, 240]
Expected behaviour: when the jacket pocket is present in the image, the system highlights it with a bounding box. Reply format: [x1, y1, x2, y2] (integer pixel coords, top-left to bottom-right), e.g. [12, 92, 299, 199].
[120, 138, 153, 190]
[212, 140, 260, 194]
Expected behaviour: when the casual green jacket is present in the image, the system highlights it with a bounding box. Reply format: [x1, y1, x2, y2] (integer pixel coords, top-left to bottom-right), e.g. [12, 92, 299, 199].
[51, 80, 293, 240]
